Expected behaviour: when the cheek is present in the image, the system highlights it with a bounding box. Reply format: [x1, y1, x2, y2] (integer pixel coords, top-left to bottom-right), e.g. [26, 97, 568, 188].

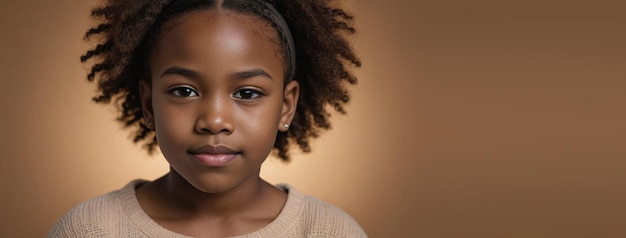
[238, 106, 279, 131]
[236, 99, 282, 140]
[152, 99, 192, 145]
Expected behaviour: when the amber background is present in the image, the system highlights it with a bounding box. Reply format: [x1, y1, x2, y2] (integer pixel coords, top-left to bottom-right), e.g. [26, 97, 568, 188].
[1, 0, 625, 237]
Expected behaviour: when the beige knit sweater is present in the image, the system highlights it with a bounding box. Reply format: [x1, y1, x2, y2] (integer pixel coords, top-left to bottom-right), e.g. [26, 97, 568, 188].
[49, 180, 367, 237]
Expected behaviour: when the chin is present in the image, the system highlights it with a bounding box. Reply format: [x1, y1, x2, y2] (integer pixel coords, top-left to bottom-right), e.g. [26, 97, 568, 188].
[184, 174, 251, 195]
[169, 160, 262, 195]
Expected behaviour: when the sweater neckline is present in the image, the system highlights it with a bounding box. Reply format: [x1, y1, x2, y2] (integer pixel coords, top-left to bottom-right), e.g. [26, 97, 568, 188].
[119, 179, 305, 238]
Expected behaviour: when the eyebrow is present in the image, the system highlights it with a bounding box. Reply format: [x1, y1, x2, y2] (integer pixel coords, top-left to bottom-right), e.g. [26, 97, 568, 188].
[159, 67, 273, 81]
[160, 67, 201, 79]
[232, 69, 273, 81]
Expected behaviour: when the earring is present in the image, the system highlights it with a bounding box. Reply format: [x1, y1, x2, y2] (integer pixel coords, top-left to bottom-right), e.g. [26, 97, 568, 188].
[284, 124, 289, 129]
[145, 121, 154, 129]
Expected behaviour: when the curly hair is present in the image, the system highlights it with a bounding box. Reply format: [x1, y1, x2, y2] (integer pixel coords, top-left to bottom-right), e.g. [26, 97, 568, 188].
[81, 0, 361, 161]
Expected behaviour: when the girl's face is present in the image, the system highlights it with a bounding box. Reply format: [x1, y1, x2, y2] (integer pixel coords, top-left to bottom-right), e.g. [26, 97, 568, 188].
[140, 10, 299, 193]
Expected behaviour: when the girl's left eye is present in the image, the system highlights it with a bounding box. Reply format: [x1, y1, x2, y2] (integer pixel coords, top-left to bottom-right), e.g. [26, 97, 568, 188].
[233, 88, 262, 100]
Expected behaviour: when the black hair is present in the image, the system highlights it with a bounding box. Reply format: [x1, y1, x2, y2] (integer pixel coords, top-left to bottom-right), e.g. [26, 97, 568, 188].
[81, 0, 361, 161]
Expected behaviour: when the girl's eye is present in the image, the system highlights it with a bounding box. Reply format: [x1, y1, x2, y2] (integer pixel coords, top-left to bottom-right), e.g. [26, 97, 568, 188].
[233, 88, 262, 100]
[168, 87, 198, 97]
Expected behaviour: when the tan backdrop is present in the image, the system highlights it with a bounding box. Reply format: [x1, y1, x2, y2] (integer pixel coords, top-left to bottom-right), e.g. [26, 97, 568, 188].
[1, 0, 624, 237]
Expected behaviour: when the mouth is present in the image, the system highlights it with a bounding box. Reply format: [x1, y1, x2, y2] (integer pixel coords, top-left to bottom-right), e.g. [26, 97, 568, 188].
[188, 145, 240, 167]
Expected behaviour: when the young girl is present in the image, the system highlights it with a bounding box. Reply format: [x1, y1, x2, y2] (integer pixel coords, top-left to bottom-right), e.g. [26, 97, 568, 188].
[50, 0, 364, 237]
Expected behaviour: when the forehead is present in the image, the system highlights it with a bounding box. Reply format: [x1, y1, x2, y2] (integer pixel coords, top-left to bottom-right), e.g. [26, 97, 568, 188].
[148, 9, 285, 80]
[155, 9, 282, 58]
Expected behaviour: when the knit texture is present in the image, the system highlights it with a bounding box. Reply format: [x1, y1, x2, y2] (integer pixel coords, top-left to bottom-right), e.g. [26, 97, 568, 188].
[49, 180, 367, 237]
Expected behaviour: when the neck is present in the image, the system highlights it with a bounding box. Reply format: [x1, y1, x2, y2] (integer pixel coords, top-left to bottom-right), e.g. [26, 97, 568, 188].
[159, 168, 267, 218]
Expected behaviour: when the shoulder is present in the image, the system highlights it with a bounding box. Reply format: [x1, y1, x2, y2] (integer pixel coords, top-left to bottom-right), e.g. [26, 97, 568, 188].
[48, 180, 147, 238]
[277, 184, 368, 238]
[300, 195, 368, 238]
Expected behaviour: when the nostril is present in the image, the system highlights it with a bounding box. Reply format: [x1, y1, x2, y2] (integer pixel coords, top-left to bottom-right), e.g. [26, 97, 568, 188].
[196, 125, 233, 135]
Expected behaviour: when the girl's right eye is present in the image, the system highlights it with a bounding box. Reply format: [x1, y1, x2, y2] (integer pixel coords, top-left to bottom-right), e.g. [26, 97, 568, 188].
[167, 86, 198, 97]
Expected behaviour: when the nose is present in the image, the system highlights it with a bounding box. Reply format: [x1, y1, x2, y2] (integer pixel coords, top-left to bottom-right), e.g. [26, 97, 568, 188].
[194, 95, 234, 135]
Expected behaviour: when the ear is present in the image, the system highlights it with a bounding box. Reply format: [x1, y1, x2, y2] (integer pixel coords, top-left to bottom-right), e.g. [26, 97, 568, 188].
[278, 80, 300, 132]
[139, 79, 155, 129]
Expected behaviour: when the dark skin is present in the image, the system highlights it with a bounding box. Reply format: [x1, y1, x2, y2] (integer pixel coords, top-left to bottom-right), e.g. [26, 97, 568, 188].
[136, 9, 299, 237]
